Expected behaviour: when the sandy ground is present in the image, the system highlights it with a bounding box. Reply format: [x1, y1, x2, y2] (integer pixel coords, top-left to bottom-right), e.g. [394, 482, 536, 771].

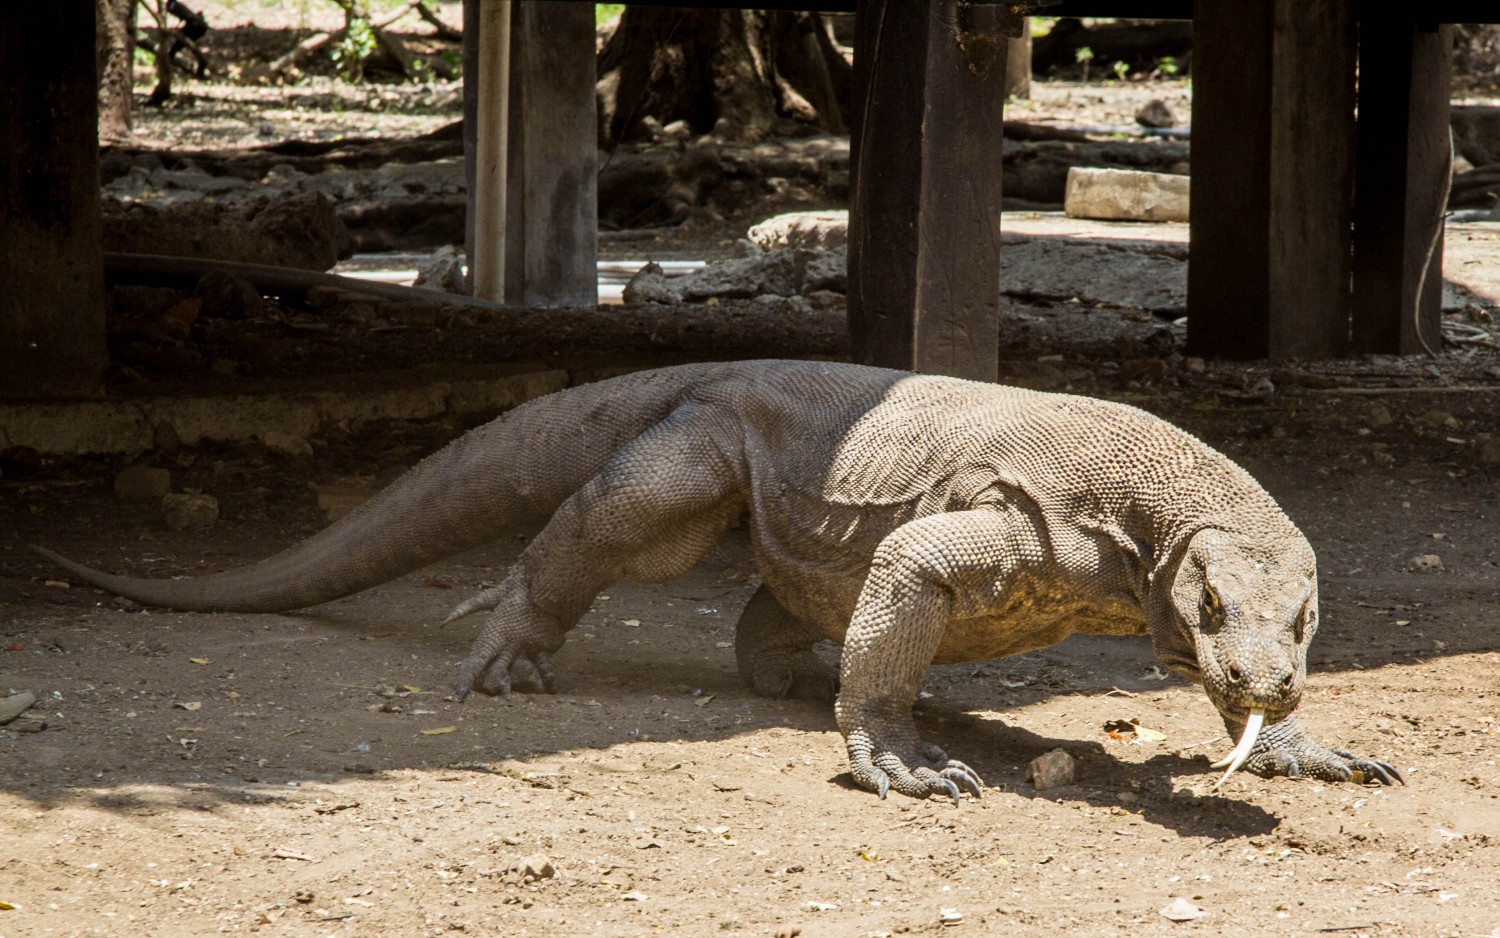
[3, 24, 1500, 938]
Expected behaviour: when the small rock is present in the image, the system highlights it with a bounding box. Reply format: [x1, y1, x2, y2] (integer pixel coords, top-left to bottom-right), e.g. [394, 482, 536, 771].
[1028, 748, 1076, 790]
[262, 431, 313, 457]
[622, 261, 684, 305]
[162, 492, 219, 532]
[153, 420, 182, 454]
[316, 483, 378, 523]
[0, 691, 37, 725]
[1136, 98, 1178, 128]
[194, 270, 263, 320]
[1183, 357, 1206, 374]
[1420, 409, 1458, 430]
[1407, 553, 1444, 573]
[1365, 403, 1394, 428]
[939, 907, 963, 926]
[114, 465, 171, 501]
[413, 245, 467, 295]
[1121, 358, 1167, 385]
[746, 211, 849, 253]
[518, 856, 555, 881]
[1160, 898, 1205, 921]
[1065, 167, 1190, 223]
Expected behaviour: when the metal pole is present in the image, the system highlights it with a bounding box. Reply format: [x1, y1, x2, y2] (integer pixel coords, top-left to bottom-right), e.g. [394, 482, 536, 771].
[471, 0, 511, 302]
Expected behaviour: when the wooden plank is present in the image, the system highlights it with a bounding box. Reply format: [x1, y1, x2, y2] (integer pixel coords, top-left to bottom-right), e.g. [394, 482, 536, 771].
[1188, 0, 1355, 360]
[847, 0, 1008, 381]
[0, 2, 107, 399]
[1352, 22, 1453, 356]
[1186, 0, 1273, 358]
[1268, 0, 1356, 358]
[471, 0, 512, 302]
[503, 1, 598, 308]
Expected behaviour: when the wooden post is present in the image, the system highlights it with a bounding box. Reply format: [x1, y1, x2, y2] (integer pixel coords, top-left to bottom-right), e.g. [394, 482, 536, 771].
[462, 0, 478, 289]
[847, 0, 1009, 382]
[0, 2, 107, 399]
[1187, 0, 1356, 360]
[503, 2, 598, 308]
[1352, 21, 1452, 356]
[471, 0, 511, 302]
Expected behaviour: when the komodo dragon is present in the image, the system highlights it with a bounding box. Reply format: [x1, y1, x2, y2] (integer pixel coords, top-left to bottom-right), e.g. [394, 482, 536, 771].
[36, 360, 1402, 803]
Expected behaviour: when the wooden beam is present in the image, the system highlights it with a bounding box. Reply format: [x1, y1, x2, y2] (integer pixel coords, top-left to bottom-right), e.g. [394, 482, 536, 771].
[503, 1, 599, 308]
[1187, 0, 1355, 360]
[847, 0, 1009, 381]
[1352, 21, 1452, 356]
[471, 0, 512, 302]
[0, 2, 107, 399]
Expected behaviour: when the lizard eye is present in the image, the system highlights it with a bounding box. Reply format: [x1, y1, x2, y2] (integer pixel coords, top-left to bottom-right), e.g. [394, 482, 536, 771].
[1295, 606, 1316, 644]
[1199, 584, 1224, 624]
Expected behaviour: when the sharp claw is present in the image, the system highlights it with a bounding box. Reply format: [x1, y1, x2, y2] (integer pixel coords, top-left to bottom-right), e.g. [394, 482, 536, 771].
[936, 778, 961, 808]
[877, 774, 890, 800]
[945, 765, 984, 799]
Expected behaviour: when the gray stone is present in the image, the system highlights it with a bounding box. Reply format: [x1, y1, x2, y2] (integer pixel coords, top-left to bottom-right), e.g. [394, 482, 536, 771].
[1135, 98, 1178, 129]
[1065, 167, 1190, 223]
[262, 431, 313, 457]
[162, 492, 219, 532]
[1407, 553, 1444, 573]
[1365, 404, 1394, 429]
[1028, 748, 1076, 790]
[115, 465, 171, 501]
[0, 691, 36, 725]
[621, 262, 684, 305]
[413, 245, 468, 294]
[194, 270, 263, 320]
[747, 211, 849, 252]
[802, 249, 847, 293]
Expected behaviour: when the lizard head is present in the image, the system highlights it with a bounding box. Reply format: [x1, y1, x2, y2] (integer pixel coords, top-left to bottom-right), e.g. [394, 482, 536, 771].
[1163, 528, 1317, 726]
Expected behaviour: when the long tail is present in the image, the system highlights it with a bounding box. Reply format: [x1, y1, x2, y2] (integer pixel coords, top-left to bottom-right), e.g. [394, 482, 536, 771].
[32, 366, 714, 612]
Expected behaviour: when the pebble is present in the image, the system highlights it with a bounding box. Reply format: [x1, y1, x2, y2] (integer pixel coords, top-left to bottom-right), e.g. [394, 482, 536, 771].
[1160, 898, 1205, 921]
[261, 431, 314, 457]
[114, 465, 171, 500]
[0, 691, 36, 725]
[518, 856, 555, 881]
[162, 492, 219, 531]
[1029, 749, 1076, 791]
[1407, 553, 1444, 573]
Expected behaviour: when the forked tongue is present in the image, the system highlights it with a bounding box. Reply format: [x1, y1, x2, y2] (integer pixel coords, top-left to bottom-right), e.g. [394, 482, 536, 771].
[1210, 707, 1265, 790]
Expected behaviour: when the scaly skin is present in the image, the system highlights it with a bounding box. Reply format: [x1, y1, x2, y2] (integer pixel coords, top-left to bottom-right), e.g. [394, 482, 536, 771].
[34, 360, 1403, 803]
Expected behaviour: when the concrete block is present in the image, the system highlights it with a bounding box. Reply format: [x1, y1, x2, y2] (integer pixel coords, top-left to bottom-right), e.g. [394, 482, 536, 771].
[1065, 167, 1190, 223]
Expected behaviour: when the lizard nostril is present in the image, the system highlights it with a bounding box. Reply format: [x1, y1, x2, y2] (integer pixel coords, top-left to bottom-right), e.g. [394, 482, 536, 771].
[1280, 671, 1295, 690]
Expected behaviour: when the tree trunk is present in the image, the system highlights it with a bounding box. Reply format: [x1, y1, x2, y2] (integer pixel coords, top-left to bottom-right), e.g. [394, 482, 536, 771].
[96, 0, 135, 141]
[597, 7, 851, 144]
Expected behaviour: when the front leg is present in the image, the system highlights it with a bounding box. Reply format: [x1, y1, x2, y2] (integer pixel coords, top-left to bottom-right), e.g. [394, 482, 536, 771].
[1223, 713, 1404, 786]
[838, 509, 1038, 805]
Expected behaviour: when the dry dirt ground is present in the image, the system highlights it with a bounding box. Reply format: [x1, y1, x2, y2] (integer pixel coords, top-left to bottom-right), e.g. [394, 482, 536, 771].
[4, 23, 1500, 938]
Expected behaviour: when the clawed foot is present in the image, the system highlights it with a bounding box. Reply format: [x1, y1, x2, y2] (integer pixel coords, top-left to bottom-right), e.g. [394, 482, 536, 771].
[846, 726, 984, 806]
[1231, 715, 1404, 786]
[743, 650, 839, 703]
[449, 587, 565, 701]
[456, 648, 556, 699]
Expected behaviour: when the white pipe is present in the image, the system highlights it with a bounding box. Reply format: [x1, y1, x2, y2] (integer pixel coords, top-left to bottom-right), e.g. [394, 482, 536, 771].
[471, 0, 512, 302]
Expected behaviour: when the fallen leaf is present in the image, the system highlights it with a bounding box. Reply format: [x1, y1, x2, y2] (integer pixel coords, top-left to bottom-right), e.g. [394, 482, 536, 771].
[0, 899, 16, 910]
[44, 580, 69, 589]
[271, 848, 315, 862]
[694, 695, 715, 707]
[622, 619, 641, 627]
[189, 657, 211, 665]
[175, 701, 202, 711]
[421, 576, 452, 589]
[419, 726, 456, 736]
[621, 891, 648, 902]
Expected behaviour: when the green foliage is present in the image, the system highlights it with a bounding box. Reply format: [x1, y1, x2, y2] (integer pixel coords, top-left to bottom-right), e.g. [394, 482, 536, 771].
[1156, 55, 1180, 77]
[332, 15, 377, 82]
[1074, 45, 1094, 64]
[596, 3, 625, 26]
[1111, 59, 1129, 81]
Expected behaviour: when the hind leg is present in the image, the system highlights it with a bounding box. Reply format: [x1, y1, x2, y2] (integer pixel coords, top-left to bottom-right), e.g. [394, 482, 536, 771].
[456, 404, 743, 699]
[735, 585, 839, 703]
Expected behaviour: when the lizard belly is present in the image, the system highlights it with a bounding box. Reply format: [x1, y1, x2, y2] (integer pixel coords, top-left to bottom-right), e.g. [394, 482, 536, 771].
[933, 576, 1148, 664]
[747, 483, 917, 641]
